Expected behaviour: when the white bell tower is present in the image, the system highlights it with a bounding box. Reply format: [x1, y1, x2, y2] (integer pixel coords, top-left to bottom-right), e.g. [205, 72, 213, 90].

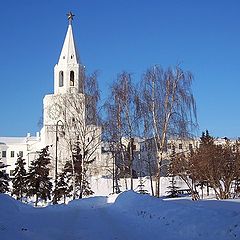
[42, 12, 86, 130]
[40, 12, 102, 177]
[54, 12, 83, 94]
[41, 12, 87, 174]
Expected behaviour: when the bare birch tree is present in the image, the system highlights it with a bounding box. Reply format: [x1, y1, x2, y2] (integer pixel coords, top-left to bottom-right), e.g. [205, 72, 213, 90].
[102, 102, 122, 193]
[104, 72, 140, 190]
[139, 65, 197, 197]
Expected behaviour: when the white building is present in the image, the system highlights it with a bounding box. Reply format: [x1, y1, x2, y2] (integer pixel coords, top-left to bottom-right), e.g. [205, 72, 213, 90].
[0, 133, 42, 176]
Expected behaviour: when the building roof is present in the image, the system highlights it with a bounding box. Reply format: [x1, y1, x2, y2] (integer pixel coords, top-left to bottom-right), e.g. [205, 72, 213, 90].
[0, 136, 39, 145]
[58, 23, 80, 65]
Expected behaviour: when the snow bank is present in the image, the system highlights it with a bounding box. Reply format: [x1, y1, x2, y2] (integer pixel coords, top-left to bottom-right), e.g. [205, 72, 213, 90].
[0, 194, 20, 216]
[0, 194, 33, 240]
[112, 191, 240, 240]
[114, 190, 162, 210]
[0, 194, 32, 215]
[1, 191, 240, 240]
[68, 196, 108, 209]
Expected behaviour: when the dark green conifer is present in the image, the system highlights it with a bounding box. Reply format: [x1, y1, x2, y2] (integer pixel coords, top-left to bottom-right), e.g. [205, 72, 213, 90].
[0, 162, 9, 193]
[52, 170, 71, 204]
[27, 146, 52, 206]
[12, 155, 28, 201]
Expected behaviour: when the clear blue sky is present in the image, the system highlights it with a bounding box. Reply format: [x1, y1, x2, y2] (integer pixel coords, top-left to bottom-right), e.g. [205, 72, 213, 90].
[1, 0, 240, 138]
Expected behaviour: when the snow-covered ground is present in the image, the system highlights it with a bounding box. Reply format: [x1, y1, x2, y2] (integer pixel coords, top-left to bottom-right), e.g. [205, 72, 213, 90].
[1, 191, 240, 240]
[90, 176, 190, 197]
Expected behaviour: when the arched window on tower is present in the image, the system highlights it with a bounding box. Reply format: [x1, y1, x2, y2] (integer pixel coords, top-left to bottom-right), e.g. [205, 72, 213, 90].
[70, 71, 74, 86]
[59, 71, 64, 87]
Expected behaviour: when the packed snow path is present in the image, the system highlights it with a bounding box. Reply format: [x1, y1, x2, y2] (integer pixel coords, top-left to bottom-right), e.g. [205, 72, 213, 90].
[1, 191, 240, 240]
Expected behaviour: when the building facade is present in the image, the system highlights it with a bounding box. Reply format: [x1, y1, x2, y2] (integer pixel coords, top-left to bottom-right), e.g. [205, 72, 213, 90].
[0, 133, 42, 177]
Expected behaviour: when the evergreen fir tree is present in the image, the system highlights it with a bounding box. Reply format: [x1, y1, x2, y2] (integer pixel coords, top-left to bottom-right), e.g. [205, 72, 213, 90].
[137, 171, 148, 194]
[137, 181, 148, 194]
[63, 141, 94, 199]
[12, 155, 28, 201]
[167, 147, 180, 198]
[81, 171, 94, 197]
[0, 161, 9, 193]
[166, 175, 180, 198]
[27, 146, 53, 206]
[52, 170, 71, 204]
[72, 142, 83, 198]
[74, 144, 94, 198]
[200, 130, 214, 146]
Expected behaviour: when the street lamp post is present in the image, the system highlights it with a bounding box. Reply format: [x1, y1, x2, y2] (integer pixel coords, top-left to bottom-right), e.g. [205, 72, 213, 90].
[55, 119, 64, 188]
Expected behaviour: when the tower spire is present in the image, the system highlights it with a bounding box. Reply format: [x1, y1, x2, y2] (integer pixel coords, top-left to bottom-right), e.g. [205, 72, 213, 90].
[58, 12, 79, 64]
[54, 12, 82, 94]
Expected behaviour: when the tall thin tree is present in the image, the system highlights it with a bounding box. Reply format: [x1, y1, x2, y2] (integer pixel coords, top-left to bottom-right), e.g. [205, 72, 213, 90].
[139, 65, 197, 197]
[104, 72, 140, 190]
[27, 146, 53, 206]
[0, 161, 9, 193]
[12, 155, 28, 201]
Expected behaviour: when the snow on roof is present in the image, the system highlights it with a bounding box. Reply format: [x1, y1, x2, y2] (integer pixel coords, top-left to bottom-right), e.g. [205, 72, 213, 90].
[0, 136, 39, 145]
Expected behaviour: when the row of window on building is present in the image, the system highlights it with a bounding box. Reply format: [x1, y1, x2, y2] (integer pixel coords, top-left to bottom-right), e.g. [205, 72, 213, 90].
[1, 150, 24, 158]
[168, 143, 193, 151]
[140, 143, 194, 152]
